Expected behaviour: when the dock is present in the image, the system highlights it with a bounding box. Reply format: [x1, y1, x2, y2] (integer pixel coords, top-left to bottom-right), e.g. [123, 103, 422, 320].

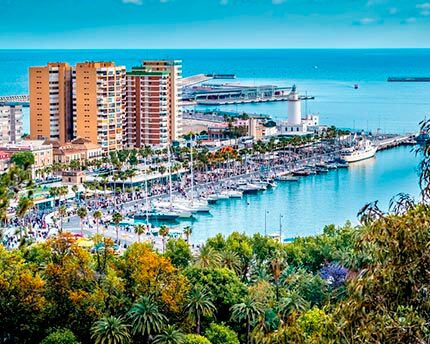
[0, 95, 30, 107]
[197, 95, 314, 106]
[182, 74, 214, 87]
[375, 135, 416, 150]
[387, 77, 430, 82]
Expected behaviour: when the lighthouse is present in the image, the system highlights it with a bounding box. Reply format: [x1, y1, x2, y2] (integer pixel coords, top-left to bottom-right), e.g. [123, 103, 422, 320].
[287, 85, 301, 126]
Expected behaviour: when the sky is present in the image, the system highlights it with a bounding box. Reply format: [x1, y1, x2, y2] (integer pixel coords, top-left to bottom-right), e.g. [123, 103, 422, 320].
[0, 0, 429, 48]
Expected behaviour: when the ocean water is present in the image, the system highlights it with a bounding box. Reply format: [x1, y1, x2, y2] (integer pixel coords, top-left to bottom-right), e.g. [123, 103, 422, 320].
[1, 49, 430, 133]
[0, 49, 425, 239]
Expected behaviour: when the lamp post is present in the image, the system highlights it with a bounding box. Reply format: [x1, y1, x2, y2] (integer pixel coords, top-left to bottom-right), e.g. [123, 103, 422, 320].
[279, 214, 284, 243]
[264, 210, 269, 236]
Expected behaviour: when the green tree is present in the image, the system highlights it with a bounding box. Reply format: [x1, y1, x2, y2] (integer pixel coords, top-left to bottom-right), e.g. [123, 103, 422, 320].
[128, 296, 167, 342]
[204, 323, 239, 344]
[40, 328, 80, 344]
[93, 210, 102, 235]
[152, 325, 184, 344]
[77, 206, 88, 236]
[11, 151, 35, 171]
[165, 238, 192, 269]
[134, 224, 146, 243]
[230, 295, 264, 344]
[111, 212, 123, 243]
[91, 316, 131, 344]
[195, 245, 221, 268]
[184, 225, 193, 243]
[185, 285, 217, 334]
[159, 225, 169, 253]
[184, 267, 246, 322]
[58, 205, 67, 234]
[181, 334, 211, 344]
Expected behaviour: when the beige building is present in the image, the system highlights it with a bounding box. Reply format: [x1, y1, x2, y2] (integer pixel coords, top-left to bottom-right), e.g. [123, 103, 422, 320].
[0, 104, 23, 144]
[52, 138, 103, 164]
[0, 140, 53, 177]
[142, 60, 182, 141]
[125, 67, 169, 148]
[73, 62, 126, 153]
[29, 63, 73, 143]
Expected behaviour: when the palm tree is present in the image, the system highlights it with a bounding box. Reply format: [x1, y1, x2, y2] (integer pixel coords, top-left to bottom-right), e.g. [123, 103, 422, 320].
[159, 225, 169, 253]
[91, 315, 131, 344]
[185, 285, 216, 334]
[220, 250, 241, 275]
[134, 224, 146, 243]
[183, 225, 192, 243]
[77, 206, 88, 236]
[16, 197, 34, 241]
[112, 211, 123, 243]
[277, 291, 309, 320]
[93, 210, 102, 235]
[195, 245, 221, 268]
[230, 296, 264, 344]
[71, 184, 79, 201]
[152, 325, 184, 344]
[58, 205, 67, 233]
[128, 296, 167, 343]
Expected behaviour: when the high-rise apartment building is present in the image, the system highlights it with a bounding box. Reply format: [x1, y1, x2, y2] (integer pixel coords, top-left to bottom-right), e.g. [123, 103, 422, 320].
[73, 62, 126, 152]
[141, 60, 182, 141]
[29, 62, 73, 143]
[124, 67, 169, 148]
[0, 104, 23, 144]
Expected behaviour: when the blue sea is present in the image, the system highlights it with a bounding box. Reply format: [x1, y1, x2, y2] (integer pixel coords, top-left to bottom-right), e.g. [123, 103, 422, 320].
[0, 49, 425, 239]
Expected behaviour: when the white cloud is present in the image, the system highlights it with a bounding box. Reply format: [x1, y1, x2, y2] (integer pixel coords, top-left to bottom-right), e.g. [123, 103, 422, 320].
[388, 7, 398, 15]
[417, 2, 430, 9]
[220, 0, 229, 5]
[403, 17, 417, 24]
[272, 0, 286, 4]
[122, 0, 142, 5]
[421, 9, 430, 15]
[357, 17, 378, 25]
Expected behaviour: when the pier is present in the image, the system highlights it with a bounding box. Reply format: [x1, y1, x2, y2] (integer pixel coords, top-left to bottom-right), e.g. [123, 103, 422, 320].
[182, 74, 214, 87]
[375, 135, 416, 151]
[0, 95, 30, 107]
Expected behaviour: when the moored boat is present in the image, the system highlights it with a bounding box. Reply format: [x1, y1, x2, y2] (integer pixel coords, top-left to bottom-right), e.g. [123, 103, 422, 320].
[341, 140, 377, 163]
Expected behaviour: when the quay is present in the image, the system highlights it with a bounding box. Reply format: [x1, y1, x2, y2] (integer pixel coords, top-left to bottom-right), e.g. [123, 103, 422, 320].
[197, 95, 315, 106]
[0, 94, 29, 107]
[181, 73, 236, 87]
[375, 135, 416, 151]
[388, 77, 430, 82]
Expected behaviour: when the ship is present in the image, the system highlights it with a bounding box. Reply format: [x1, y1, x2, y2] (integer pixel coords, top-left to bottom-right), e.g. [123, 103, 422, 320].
[341, 140, 377, 163]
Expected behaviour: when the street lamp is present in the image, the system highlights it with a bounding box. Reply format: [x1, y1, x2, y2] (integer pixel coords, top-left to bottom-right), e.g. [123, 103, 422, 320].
[279, 214, 284, 243]
[264, 210, 269, 236]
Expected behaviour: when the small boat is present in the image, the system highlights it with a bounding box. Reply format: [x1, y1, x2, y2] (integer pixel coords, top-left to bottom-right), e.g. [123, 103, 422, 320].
[223, 189, 243, 198]
[315, 167, 329, 174]
[135, 210, 178, 222]
[235, 180, 261, 193]
[293, 170, 310, 177]
[354, 84, 359, 89]
[275, 175, 299, 182]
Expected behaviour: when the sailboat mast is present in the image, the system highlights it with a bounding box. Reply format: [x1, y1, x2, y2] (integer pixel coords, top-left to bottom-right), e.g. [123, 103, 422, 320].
[168, 145, 173, 206]
[190, 136, 194, 204]
[144, 156, 149, 225]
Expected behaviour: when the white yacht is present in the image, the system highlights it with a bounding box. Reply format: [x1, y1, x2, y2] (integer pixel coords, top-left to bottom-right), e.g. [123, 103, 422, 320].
[341, 140, 377, 163]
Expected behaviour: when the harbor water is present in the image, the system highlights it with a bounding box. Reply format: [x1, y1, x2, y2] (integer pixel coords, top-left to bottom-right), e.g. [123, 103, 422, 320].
[0, 49, 426, 239]
[171, 145, 421, 242]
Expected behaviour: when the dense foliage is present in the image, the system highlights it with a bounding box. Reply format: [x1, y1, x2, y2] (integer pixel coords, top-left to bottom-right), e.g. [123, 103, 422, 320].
[2, 204, 430, 344]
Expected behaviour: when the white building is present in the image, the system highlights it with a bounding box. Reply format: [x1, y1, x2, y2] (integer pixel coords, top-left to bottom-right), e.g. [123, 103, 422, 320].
[278, 86, 322, 136]
[0, 104, 23, 144]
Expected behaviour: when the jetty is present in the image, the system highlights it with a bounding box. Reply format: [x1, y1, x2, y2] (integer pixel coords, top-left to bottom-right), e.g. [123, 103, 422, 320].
[375, 135, 416, 151]
[0, 95, 30, 107]
[387, 77, 430, 82]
